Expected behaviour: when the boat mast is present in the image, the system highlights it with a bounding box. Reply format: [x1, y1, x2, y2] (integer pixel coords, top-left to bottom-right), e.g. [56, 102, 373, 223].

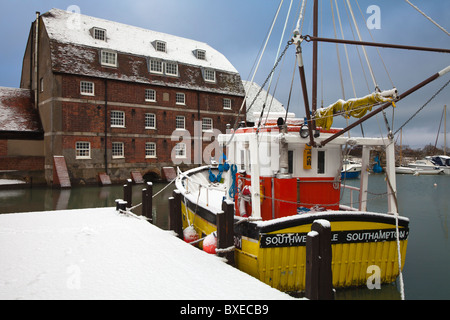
[311, 0, 318, 131]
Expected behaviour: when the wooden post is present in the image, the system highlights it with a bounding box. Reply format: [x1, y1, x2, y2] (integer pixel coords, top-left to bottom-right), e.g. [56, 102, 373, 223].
[123, 179, 132, 208]
[305, 219, 334, 300]
[118, 200, 127, 212]
[142, 182, 153, 223]
[217, 200, 235, 265]
[169, 190, 183, 240]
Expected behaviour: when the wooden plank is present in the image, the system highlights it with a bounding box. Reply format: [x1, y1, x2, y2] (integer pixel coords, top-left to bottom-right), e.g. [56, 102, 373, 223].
[53, 156, 71, 188]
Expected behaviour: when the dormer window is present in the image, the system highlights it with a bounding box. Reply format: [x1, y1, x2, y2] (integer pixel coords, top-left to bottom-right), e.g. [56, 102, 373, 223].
[91, 27, 106, 41]
[101, 50, 117, 67]
[195, 49, 206, 60]
[155, 41, 167, 53]
[203, 69, 216, 82]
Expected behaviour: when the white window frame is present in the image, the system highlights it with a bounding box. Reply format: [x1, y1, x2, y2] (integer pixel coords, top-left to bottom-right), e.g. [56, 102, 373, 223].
[175, 115, 185, 130]
[155, 41, 167, 53]
[145, 142, 157, 158]
[195, 49, 206, 60]
[165, 62, 178, 76]
[149, 59, 163, 74]
[111, 110, 125, 128]
[145, 89, 156, 102]
[101, 50, 117, 67]
[75, 141, 91, 159]
[223, 98, 232, 110]
[93, 27, 106, 41]
[175, 143, 186, 158]
[202, 118, 213, 132]
[145, 113, 156, 129]
[204, 69, 216, 82]
[112, 142, 124, 159]
[80, 81, 95, 96]
[175, 93, 185, 105]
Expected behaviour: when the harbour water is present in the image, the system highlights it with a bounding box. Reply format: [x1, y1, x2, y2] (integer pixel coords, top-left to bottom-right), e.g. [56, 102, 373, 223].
[0, 174, 449, 300]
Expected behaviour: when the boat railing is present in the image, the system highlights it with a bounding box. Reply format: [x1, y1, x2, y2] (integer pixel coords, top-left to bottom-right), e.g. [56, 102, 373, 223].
[341, 184, 361, 210]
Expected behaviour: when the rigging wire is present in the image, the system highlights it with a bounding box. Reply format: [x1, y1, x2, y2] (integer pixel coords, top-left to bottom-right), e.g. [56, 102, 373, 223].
[345, 0, 378, 91]
[404, 0, 450, 37]
[227, 0, 284, 145]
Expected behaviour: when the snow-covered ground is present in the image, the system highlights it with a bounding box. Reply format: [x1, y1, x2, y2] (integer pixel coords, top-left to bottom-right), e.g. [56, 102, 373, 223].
[0, 207, 295, 300]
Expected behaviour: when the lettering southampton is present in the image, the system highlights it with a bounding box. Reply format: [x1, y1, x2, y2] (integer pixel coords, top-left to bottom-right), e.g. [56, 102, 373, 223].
[260, 228, 409, 248]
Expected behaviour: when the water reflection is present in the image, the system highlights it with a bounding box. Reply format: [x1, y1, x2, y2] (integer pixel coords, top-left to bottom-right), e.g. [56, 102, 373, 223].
[0, 183, 176, 230]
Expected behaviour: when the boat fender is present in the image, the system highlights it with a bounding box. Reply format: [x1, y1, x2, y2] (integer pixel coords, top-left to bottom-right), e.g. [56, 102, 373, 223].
[203, 232, 217, 254]
[183, 225, 199, 243]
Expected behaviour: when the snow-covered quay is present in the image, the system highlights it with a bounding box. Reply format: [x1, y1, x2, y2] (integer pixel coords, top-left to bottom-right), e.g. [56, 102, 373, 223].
[0, 207, 294, 300]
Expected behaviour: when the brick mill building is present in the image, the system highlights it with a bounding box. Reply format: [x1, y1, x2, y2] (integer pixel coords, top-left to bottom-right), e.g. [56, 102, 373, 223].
[0, 8, 245, 186]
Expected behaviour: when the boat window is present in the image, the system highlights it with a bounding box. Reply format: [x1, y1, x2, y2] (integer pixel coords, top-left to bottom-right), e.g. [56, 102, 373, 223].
[288, 150, 294, 174]
[318, 150, 325, 174]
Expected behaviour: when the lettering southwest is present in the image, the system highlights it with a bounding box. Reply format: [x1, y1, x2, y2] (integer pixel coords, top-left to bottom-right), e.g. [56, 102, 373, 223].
[260, 228, 409, 248]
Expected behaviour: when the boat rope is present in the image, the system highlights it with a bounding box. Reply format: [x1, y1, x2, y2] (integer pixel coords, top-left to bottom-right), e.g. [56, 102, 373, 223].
[152, 177, 176, 199]
[233, 0, 284, 126]
[345, 0, 378, 91]
[355, 0, 395, 89]
[385, 169, 405, 300]
[215, 246, 235, 253]
[118, 208, 151, 221]
[258, 0, 294, 131]
[404, 0, 450, 37]
[394, 79, 450, 136]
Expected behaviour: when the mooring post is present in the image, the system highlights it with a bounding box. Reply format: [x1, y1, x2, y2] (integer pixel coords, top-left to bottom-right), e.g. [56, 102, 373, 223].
[123, 179, 132, 208]
[305, 219, 334, 300]
[217, 200, 235, 265]
[142, 182, 153, 223]
[169, 190, 183, 240]
[118, 200, 127, 212]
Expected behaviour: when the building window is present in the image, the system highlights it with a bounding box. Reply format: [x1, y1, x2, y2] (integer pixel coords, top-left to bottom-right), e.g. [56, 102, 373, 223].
[175, 115, 185, 130]
[93, 28, 106, 41]
[80, 81, 94, 96]
[145, 113, 156, 129]
[112, 142, 124, 158]
[145, 89, 156, 102]
[155, 41, 167, 53]
[165, 62, 178, 76]
[195, 49, 206, 60]
[150, 59, 163, 74]
[202, 118, 213, 131]
[204, 69, 216, 82]
[101, 50, 117, 67]
[223, 98, 231, 110]
[145, 142, 156, 158]
[175, 93, 185, 105]
[75, 142, 91, 159]
[111, 110, 125, 127]
[175, 143, 186, 158]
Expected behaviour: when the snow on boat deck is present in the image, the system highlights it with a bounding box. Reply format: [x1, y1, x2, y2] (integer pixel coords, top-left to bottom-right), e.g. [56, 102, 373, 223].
[0, 207, 294, 300]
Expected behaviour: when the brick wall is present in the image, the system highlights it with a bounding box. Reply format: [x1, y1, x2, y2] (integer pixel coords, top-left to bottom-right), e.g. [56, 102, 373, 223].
[0, 156, 44, 171]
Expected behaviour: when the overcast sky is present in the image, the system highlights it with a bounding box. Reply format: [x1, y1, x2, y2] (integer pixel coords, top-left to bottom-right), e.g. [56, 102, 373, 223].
[1, 0, 449, 148]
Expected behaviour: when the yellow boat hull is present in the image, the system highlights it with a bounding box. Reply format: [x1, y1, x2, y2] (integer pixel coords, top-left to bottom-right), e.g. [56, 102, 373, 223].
[181, 200, 408, 292]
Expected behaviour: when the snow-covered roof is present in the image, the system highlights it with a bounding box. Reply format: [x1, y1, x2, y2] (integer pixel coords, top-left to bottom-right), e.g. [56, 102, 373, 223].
[242, 80, 287, 123]
[0, 87, 42, 137]
[42, 8, 237, 73]
[40, 9, 244, 96]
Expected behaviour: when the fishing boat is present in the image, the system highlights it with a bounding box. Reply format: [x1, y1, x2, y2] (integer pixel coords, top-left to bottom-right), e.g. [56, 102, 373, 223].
[173, 0, 449, 293]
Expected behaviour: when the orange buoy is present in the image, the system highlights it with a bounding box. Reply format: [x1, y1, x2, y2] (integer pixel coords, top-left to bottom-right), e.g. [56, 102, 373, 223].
[183, 225, 199, 243]
[203, 232, 217, 254]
